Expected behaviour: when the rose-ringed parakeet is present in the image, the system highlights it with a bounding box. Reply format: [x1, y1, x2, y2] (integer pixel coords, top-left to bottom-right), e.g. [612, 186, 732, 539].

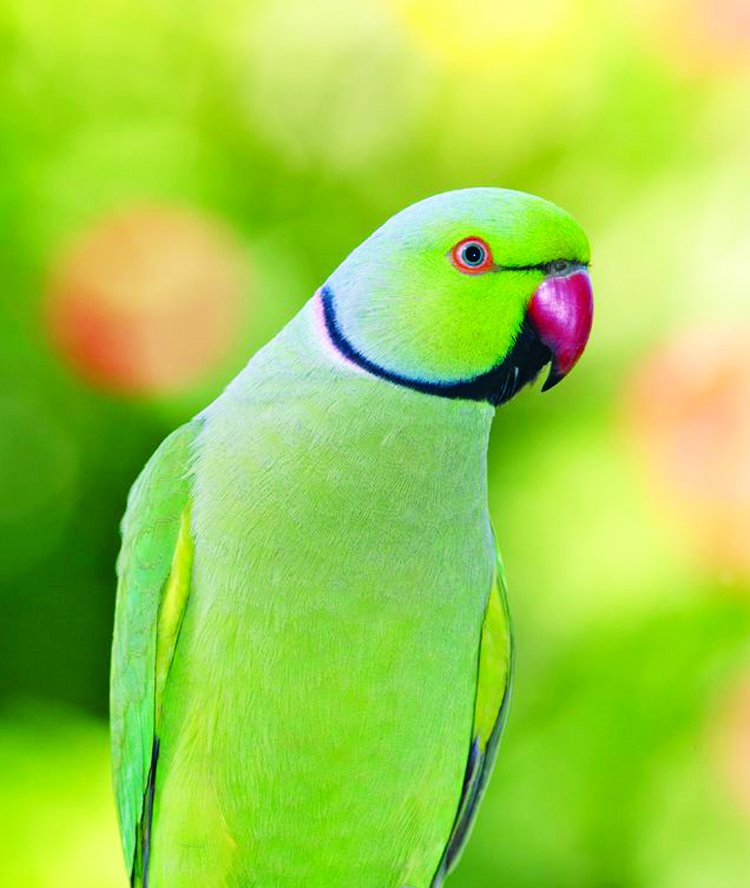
[110, 188, 593, 888]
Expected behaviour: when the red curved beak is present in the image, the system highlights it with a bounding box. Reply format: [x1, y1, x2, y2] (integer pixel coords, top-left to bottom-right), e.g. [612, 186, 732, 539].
[527, 269, 593, 391]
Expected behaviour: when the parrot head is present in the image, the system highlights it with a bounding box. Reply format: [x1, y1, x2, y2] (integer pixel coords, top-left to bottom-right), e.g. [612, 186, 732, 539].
[322, 187, 593, 406]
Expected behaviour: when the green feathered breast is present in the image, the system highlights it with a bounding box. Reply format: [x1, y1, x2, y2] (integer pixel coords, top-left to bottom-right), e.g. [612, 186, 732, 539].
[110, 307, 512, 888]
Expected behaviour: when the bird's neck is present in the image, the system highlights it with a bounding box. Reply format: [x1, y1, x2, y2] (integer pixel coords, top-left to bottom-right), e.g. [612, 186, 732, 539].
[222, 296, 495, 501]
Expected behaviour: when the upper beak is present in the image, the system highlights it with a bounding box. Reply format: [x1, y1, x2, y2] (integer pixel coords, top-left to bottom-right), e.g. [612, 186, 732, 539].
[527, 269, 594, 391]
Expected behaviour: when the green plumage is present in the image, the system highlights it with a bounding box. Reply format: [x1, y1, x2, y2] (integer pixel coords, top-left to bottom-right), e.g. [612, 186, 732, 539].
[111, 422, 199, 881]
[110, 188, 590, 888]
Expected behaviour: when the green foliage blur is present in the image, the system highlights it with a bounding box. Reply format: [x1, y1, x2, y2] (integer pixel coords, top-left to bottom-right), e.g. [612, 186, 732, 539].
[1, 1, 750, 885]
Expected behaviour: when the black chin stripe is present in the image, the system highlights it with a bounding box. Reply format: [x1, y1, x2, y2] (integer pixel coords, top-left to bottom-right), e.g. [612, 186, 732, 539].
[320, 286, 552, 407]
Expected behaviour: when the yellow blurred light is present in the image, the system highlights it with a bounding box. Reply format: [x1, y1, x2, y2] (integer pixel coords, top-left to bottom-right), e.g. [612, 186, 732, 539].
[0, 708, 124, 888]
[241, 0, 432, 172]
[391, 0, 576, 69]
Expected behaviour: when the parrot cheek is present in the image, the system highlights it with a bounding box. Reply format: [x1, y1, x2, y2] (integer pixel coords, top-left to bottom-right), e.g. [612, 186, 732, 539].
[527, 270, 593, 391]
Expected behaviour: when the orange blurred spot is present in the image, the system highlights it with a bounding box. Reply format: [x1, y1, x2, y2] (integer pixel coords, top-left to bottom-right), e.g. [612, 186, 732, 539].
[629, 326, 750, 577]
[48, 206, 247, 395]
[715, 676, 750, 817]
[631, 0, 750, 74]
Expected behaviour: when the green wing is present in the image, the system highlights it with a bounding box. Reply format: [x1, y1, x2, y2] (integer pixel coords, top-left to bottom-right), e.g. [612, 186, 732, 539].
[110, 422, 198, 884]
[433, 548, 513, 885]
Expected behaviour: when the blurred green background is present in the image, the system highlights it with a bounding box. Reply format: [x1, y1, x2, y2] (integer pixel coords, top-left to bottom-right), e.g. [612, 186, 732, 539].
[2, 0, 750, 885]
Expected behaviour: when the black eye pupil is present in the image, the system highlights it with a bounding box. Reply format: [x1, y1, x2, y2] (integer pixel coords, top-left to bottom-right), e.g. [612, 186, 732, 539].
[463, 244, 484, 265]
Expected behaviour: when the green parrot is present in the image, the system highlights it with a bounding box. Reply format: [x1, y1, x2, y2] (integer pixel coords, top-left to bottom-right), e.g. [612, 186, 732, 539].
[110, 187, 593, 888]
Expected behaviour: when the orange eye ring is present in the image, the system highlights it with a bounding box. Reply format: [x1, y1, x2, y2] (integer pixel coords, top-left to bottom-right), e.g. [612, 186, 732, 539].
[450, 237, 494, 275]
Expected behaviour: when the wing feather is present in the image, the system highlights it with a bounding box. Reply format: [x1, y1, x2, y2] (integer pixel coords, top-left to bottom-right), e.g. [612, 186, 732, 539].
[433, 549, 513, 885]
[109, 422, 199, 882]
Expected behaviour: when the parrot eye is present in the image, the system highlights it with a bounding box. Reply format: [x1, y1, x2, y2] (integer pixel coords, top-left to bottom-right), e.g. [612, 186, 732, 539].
[548, 259, 574, 276]
[450, 237, 494, 275]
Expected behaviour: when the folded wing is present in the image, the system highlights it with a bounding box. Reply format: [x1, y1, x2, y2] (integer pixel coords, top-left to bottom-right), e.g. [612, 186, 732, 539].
[110, 422, 199, 885]
[432, 550, 513, 886]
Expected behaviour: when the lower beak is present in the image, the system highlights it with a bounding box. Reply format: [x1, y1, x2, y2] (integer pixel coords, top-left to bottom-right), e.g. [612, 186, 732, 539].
[527, 269, 594, 391]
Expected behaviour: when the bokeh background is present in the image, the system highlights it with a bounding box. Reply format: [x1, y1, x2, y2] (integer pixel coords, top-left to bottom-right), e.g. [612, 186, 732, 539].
[1, 0, 750, 885]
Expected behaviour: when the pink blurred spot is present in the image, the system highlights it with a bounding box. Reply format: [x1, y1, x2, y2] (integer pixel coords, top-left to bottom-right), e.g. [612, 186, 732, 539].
[629, 326, 750, 578]
[632, 0, 750, 74]
[47, 206, 247, 395]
